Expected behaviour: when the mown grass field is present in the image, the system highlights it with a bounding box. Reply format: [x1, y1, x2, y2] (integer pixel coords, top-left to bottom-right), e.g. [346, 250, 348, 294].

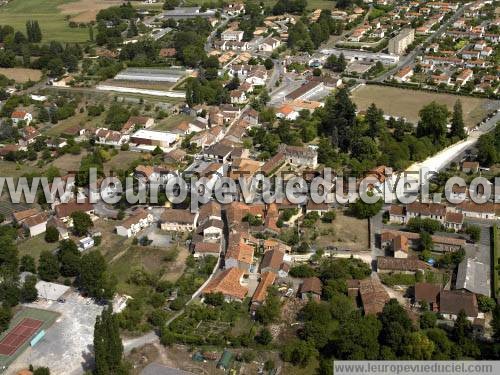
[351, 85, 495, 128]
[17, 234, 59, 265]
[0, 0, 88, 43]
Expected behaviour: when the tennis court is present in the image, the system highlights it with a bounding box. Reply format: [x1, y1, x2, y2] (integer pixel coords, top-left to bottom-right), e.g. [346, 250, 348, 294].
[0, 307, 59, 370]
[0, 318, 43, 356]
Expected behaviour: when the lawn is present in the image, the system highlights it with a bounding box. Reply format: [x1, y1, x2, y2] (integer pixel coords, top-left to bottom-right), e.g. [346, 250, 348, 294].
[50, 152, 88, 173]
[107, 244, 188, 295]
[43, 111, 104, 137]
[0, 0, 88, 43]
[103, 150, 142, 174]
[0, 160, 40, 179]
[17, 234, 59, 265]
[153, 114, 193, 132]
[306, 210, 369, 252]
[351, 85, 495, 128]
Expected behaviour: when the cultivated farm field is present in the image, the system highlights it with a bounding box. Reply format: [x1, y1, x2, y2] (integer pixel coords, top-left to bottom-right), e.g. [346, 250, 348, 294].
[58, 0, 123, 23]
[351, 85, 496, 128]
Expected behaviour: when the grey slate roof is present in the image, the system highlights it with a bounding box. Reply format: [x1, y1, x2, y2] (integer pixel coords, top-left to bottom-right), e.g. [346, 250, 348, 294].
[456, 258, 491, 297]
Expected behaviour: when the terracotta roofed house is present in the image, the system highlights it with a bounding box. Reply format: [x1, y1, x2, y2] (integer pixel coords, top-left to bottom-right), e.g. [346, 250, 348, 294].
[122, 116, 154, 134]
[22, 212, 49, 237]
[11, 110, 32, 126]
[251, 271, 276, 311]
[359, 278, 390, 315]
[202, 267, 248, 302]
[55, 200, 94, 224]
[12, 208, 40, 223]
[225, 241, 254, 271]
[193, 241, 221, 258]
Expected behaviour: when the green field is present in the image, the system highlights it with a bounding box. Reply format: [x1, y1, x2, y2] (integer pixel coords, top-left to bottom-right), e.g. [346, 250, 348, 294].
[17, 234, 59, 265]
[0, 307, 59, 369]
[0, 0, 88, 43]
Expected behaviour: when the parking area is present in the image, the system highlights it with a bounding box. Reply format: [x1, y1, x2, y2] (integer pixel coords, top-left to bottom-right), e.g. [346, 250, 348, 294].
[8, 291, 104, 375]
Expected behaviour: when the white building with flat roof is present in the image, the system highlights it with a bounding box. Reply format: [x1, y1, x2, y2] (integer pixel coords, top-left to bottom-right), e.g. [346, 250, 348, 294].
[130, 129, 178, 151]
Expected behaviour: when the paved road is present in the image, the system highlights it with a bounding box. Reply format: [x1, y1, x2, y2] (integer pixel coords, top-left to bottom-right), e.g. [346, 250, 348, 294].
[266, 59, 283, 90]
[406, 110, 500, 182]
[205, 15, 229, 52]
[123, 331, 159, 354]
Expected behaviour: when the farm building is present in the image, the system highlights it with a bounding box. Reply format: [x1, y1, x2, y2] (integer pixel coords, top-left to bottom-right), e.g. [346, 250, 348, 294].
[114, 67, 186, 83]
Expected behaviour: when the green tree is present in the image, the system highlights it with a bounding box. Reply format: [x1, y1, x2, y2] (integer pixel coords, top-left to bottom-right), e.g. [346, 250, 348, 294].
[58, 239, 81, 277]
[70, 211, 93, 236]
[281, 339, 317, 366]
[255, 287, 281, 324]
[416, 102, 449, 145]
[405, 331, 435, 360]
[453, 309, 471, 344]
[89, 24, 94, 42]
[20, 255, 36, 273]
[79, 251, 116, 300]
[465, 224, 481, 243]
[45, 226, 60, 243]
[0, 235, 19, 278]
[0, 304, 12, 333]
[321, 88, 357, 152]
[349, 196, 383, 219]
[420, 311, 437, 329]
[426, 328, 453, 359]
[450, 100, 466, 139]
[379, 299, 413, 357]
[255, 327, 272, 345]
[204, 292, 224, 306]
[33, 368, 50, 375]
[0, 281, 19, 307]
[20, 274, 38, 303]
[365, 103, 386, 138]
[94, 306, 124, 374]
[477, 295, 496, 312]
[38, 251, 60, 282]
[335, 313, 381, 359]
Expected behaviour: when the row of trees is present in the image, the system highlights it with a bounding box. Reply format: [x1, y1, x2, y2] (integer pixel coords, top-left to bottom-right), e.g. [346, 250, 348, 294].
[26, 20, 42, 43]
[94, 307, 127, 374]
